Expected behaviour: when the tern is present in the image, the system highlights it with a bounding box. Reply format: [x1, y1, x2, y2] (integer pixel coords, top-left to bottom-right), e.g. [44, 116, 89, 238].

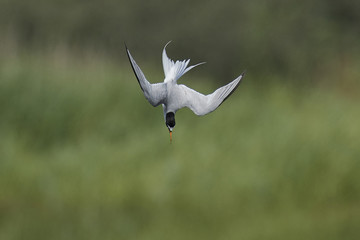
[126, 42, 245, 142]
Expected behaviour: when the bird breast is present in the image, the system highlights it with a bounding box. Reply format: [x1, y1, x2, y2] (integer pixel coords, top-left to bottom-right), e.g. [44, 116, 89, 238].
[164, 83, 183, 113]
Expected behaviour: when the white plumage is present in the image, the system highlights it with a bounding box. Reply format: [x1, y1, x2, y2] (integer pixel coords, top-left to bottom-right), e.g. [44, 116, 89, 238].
[126, 42, 245, 139]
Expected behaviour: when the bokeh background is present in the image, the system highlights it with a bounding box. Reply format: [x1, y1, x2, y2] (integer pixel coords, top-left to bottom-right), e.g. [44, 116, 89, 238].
[1, 0, 360, 239]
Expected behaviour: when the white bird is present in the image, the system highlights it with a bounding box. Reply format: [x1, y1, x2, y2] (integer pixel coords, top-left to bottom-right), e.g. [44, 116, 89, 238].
[126, 42, 245, 142]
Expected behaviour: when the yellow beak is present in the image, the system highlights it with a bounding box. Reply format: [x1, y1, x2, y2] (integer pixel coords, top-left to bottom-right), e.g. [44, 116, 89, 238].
[169, 130, 172, 143]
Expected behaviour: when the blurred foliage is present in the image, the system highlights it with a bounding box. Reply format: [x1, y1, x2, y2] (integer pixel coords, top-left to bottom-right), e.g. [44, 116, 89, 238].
[1, 1, 360, 239]
[1, 0, 360, 82]
[0, 48, 360, 240]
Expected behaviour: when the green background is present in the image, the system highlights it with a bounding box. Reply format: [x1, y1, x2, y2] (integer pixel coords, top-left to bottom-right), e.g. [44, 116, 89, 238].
[0, 0, 359, 239]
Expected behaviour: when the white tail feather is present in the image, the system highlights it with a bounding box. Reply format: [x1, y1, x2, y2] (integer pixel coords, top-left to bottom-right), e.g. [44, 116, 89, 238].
[162, 42, 205, 82]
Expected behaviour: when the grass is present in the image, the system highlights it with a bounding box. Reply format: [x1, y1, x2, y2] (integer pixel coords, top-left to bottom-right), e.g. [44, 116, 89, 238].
[0, 50, 359, 240]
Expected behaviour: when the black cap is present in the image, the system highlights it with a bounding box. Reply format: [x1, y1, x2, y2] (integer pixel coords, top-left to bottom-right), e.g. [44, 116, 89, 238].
[166, 112, 176, 128]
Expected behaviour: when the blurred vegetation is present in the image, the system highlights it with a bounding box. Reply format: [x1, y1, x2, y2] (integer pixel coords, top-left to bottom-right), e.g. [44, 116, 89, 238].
[1, 0, 360, 239]
[0, 47, 360, 240]
[1, 0, 360, 82]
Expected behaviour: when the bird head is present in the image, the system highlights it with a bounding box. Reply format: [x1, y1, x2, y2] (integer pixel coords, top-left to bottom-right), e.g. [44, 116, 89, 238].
[166, 112, 176, 142]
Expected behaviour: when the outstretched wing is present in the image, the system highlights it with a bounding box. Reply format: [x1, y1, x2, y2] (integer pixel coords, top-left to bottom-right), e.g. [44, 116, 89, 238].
[126, 46, 166, 107]
[178, 72, 245, 115]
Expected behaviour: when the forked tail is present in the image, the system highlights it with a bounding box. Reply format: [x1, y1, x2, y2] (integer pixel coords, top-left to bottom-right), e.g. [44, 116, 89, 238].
[162, 41, 205, 82]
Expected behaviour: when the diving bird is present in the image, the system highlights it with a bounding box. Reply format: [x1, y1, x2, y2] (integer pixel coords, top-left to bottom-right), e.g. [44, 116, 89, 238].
[126, 42, 245, 142]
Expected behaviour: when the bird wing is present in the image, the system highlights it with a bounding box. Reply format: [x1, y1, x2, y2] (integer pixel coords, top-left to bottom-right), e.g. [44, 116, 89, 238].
[126, 46, 167, 107]
[177, 72, 245, 115]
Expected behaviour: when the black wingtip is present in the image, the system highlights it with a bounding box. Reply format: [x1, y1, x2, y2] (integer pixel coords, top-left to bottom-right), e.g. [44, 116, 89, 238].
[124, 43, 145, 92]
[124, 42, 129, 52]
[124, 42, 131, 62]
[219, 70, 246, 106]
[241, 70, 246, 77]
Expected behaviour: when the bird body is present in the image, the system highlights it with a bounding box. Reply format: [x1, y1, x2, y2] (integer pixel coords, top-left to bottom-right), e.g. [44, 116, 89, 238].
[126, 42, 245, 141]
